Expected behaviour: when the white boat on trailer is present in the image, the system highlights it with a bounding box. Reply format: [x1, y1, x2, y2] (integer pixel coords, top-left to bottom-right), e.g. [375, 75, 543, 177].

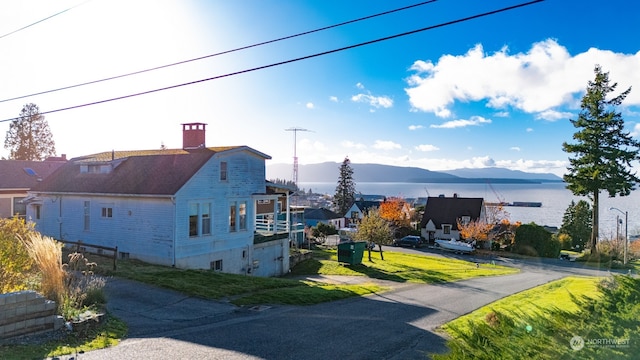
[435, 239, 476, 254]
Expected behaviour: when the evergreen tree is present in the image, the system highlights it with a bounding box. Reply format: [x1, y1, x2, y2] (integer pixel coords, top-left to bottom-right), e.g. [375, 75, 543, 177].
[4, 103, 56, 161]
[333, 157, 356, 215]
[562, 65, 640, 253]
[559, 200, 592, 251]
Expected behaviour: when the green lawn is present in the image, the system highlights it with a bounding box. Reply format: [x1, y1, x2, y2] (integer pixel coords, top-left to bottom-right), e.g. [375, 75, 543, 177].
[435, 275, 639, 359]
[290, 248, 519, 283]
[441, 276, 602, 336]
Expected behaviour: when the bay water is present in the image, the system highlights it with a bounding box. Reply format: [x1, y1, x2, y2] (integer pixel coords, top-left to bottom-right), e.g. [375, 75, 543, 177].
[299, 182, 639, 237]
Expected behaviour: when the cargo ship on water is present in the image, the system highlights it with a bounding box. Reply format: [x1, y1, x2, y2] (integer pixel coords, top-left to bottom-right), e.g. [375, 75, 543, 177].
[485, 201, 542, 207]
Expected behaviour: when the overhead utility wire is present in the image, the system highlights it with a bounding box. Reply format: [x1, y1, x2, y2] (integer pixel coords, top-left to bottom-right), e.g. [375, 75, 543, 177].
[0, 0, 544, 124]
[0, 0, 91, 40]
[0, 0, 438, 104]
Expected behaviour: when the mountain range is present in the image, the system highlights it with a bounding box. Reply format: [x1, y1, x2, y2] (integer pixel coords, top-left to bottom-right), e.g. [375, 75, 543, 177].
[266, 162, 563, 184]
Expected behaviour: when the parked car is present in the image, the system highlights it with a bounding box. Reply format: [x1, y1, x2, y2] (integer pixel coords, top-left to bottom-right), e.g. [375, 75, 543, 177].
[392, 235, 423, 248]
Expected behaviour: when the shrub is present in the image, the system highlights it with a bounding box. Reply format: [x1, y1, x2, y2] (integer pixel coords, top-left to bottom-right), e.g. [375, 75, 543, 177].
[21, 233, 66, 305]
[0, 217, 36, 293]
[513, 223, 560, 258]
[61, 252, 106, 318]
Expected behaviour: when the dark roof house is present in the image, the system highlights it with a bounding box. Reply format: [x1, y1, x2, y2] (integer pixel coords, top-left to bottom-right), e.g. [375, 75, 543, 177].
[0, 158, 66, 218]
[420, 195, 485, 241]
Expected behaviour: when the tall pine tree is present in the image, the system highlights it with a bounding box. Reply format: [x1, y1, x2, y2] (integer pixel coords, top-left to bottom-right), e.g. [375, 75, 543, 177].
[4, 103, 56, 161]
[562, 65, 640, 253]
[333, 157, 356, 216]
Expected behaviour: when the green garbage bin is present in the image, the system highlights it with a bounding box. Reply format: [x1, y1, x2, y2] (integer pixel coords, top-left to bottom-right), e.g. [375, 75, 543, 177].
[337, 241, 366, 265]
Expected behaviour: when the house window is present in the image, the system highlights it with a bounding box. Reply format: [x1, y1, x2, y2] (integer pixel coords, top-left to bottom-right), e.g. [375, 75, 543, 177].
[189, 202, 212, 237]
[211, 259, 223, 271]
[13, 197, 26, 218]
[202, 203, 211, 235]
[83, 201, 90, 231]
[220, 161, 228, 181]
[189, 203, 199, 237]
[239, 202, 247, 231]
[351, 211, 359, 220]
[34, 204, 41, 220]
[229, 203, 236, 232]
[460, 216, 471, 226]
[443, 224, 452, 234]
[101, 207, 113, 218]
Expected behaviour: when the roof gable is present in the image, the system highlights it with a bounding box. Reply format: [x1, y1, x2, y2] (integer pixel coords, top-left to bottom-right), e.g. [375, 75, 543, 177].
[304, 207, 342, 221]
[420, 196, 484, 229]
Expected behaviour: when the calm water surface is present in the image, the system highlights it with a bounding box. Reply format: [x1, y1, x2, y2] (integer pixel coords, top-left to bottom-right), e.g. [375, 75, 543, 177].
[300, 182, 640, 237]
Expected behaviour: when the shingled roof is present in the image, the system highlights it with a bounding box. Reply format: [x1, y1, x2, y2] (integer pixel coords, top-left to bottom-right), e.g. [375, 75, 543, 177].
[0, 160, 66, 190]
[420, 196, 484, 229]
[31, 147, 267, 196]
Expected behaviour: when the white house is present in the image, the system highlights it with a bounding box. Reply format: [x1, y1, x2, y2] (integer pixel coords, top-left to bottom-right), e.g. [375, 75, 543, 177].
[26, 123, 292, 277]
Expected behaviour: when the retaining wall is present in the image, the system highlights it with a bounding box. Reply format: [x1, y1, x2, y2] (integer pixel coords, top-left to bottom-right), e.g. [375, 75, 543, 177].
[0, 291, 63, 339]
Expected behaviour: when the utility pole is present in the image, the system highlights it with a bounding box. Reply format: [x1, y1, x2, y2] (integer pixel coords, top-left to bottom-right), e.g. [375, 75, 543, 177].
[285, 127, 311, 187]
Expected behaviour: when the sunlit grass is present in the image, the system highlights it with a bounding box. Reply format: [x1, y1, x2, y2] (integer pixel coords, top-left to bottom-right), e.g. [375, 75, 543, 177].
[441, 276, 602, 336]
[290, 249, 519, 283]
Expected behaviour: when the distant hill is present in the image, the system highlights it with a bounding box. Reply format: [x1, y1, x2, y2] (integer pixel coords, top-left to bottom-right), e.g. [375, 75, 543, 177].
[266, 162, 563, 183]
[443, 167, 563, 182]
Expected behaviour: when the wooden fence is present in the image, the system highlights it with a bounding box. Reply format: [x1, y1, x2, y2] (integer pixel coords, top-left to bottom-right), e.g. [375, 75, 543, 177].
[58, 240, 118, 271]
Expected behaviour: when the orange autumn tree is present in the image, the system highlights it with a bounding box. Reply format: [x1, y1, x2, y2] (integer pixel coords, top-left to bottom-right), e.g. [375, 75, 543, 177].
[457, 218, 493, 244]
[379, 197, 410, 228]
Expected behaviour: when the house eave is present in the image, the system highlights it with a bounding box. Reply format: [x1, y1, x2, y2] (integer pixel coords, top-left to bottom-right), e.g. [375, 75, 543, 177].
[29, 191, 176, 199]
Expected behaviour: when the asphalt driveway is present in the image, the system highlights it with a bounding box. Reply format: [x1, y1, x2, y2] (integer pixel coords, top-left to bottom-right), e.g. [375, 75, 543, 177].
[50, 267, 577, 359]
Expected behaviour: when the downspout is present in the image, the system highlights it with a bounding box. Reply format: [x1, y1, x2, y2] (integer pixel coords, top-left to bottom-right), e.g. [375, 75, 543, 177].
[58, 196, 62, 240]
[171, 196, 176, 267]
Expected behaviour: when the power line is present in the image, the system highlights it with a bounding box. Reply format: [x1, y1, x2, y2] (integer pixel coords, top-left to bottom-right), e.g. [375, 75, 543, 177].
[0, 0, 438, 104]
[0, 0, 91, 40]
[0, 0, 544, 124]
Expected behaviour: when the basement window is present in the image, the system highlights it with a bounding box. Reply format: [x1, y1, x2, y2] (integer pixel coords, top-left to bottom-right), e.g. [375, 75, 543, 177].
[211, 259, 223, 271]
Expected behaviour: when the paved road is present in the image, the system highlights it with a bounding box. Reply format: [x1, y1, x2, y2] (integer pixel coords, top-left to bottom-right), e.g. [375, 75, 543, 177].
[54, 251, 616, 360]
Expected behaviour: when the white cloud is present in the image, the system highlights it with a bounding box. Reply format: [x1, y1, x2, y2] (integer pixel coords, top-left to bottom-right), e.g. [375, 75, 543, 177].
[373, 140, 401, 150]
[526, 128, 534, 132]
[341, 140, 366, 149]
[631, 123, 640, 138]
[535, 109, 574, 121]
[405, 39, 640, 117]
[430, 116, 491, 129]
[356, 82, 364, 89]
[510, 147, 521, 152]
[415, 144, 439, 152]
[494, 111, 510, 118]
[329, 96, 338, 102]
[351, 93, 393, 108]
[306, 102, 314, 109]
[408, 125, 424, 130]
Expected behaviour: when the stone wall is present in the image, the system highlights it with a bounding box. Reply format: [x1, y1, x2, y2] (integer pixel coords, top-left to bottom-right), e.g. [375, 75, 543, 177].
[0, 291, 63, 340]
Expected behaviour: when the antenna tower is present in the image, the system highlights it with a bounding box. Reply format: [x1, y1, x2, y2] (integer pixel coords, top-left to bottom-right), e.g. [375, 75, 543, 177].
[285, 127, 311, 186]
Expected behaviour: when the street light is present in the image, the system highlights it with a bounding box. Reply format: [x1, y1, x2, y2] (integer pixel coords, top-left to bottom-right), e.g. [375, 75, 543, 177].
[609, 207, 628, 265]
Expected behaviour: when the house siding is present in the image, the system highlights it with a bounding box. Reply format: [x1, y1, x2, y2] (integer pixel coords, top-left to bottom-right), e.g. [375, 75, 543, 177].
[32, 195, 175, 265]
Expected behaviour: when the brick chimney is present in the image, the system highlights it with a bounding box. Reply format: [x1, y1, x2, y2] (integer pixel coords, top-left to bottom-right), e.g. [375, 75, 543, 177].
[182, 123, 207, 149]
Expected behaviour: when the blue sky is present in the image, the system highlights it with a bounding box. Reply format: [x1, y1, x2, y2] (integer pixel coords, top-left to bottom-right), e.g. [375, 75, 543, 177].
[0, 0, 639, 177]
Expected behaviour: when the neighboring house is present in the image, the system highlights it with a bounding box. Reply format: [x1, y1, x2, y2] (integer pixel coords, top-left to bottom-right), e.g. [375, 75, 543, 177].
[26, 123, 292, 277]
[355, 194, 386, 202]
[344, 200, 381, 225]
[420, 195, 485, 243]
[303, 207, 344, 229]
[0, 158, 66, 219]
